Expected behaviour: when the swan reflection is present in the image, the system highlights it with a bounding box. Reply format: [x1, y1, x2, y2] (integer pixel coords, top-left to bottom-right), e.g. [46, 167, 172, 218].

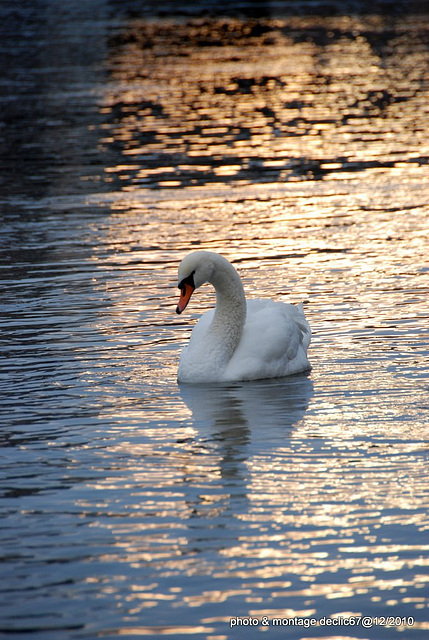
[177, 374, 313, 521]
[179, 374, 314, 445]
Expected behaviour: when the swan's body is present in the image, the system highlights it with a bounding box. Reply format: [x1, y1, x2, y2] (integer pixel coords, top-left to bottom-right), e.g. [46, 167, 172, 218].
[176, 251, 311, 383]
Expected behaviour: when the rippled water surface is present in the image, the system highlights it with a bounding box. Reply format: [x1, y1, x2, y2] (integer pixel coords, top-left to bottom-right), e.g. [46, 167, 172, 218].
[1, 1, 428, 638]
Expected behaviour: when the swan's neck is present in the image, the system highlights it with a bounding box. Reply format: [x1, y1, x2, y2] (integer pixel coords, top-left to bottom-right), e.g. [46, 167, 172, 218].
[208, 261, 247, 361]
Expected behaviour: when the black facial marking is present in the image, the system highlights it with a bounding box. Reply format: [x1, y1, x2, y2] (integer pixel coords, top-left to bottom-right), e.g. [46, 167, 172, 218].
[178, 270, 195, 291]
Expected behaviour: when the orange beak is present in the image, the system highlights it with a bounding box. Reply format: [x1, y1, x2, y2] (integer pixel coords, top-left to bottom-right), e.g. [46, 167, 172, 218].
[176, 283, 195, 314]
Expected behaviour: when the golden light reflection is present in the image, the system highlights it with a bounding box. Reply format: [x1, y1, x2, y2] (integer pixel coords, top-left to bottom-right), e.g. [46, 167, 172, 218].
[100, 14, 429, 192]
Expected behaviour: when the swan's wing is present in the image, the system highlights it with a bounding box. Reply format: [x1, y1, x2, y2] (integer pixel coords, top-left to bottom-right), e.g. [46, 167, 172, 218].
[224, 299, 311, 380]
[246, 299, 311, 355]
[287, 301, 311, 350]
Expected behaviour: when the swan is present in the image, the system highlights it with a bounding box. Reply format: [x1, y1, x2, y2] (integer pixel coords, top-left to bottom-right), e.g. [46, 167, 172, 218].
[175, 250, 311, 383]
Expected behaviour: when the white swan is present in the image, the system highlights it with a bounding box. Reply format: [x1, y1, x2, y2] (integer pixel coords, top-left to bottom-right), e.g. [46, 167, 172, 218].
[175, 251, 311, 383]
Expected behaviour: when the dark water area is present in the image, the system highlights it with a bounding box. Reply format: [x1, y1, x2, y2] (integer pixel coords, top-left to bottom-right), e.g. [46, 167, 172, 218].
[1, 0, 428, 200]
[1, 1, 428, 639]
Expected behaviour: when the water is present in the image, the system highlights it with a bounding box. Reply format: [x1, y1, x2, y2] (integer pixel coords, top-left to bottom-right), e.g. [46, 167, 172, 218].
[0, 1, 428, 638]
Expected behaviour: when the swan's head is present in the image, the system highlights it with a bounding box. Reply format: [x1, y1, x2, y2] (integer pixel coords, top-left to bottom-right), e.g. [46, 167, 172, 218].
[176, 251, 217, 314]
